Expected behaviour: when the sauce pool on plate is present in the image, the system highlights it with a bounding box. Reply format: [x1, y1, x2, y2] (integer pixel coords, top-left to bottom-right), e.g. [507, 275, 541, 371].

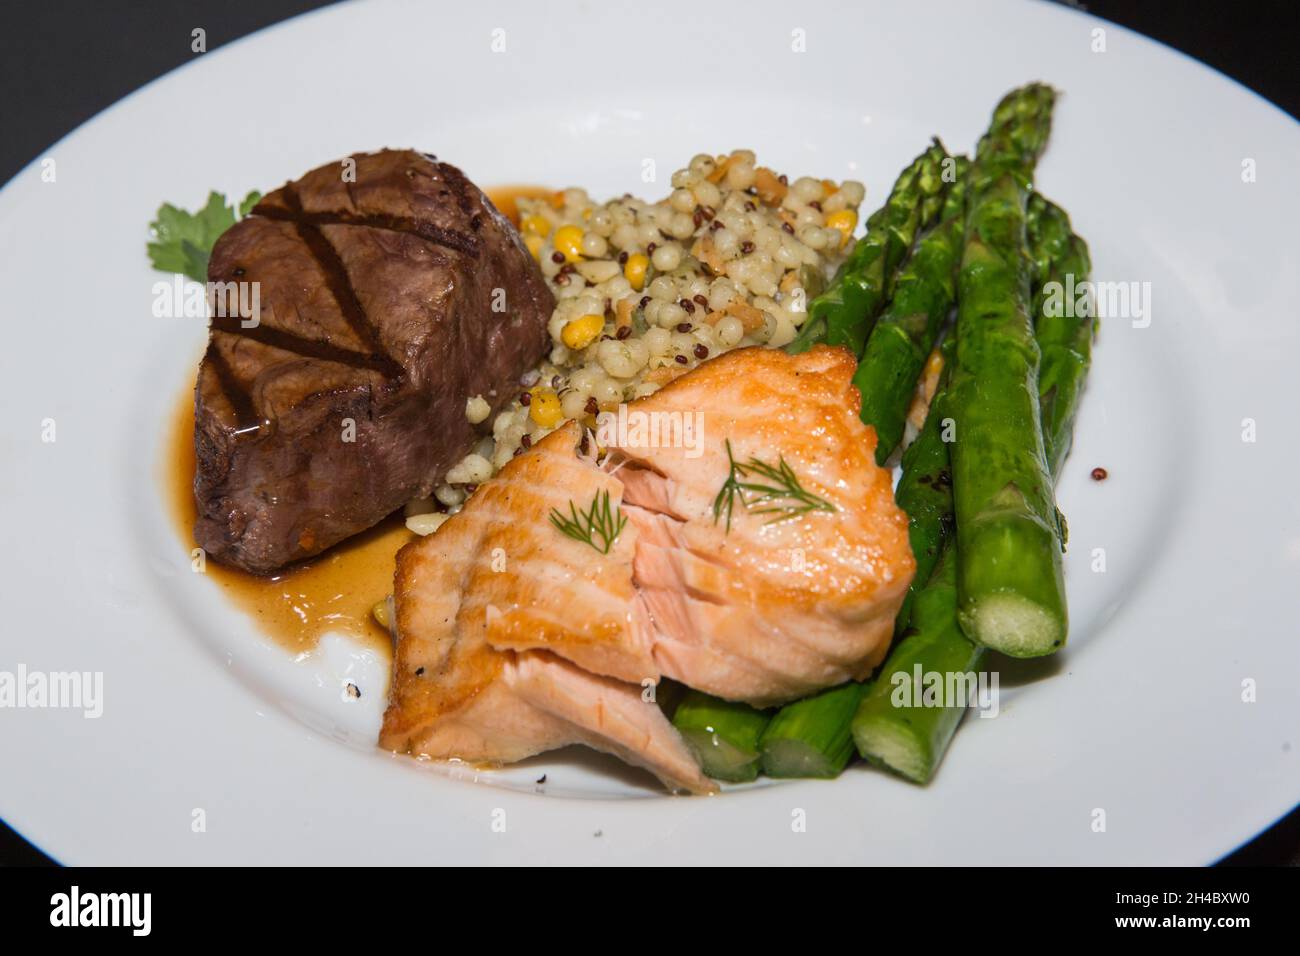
[165, 394, 410, 656]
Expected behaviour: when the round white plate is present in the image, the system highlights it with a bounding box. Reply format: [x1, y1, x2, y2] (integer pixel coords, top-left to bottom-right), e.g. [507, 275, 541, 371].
[1, 0, 1296, 865]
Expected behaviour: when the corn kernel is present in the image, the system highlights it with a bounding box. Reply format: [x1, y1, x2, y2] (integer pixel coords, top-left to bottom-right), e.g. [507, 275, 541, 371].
[561, 313, 604, 350]
[553, 225, 585, 263]
[623, 253, 650, 291]
[524, 233, 545, 259]
[522, 214, 551, 237]
[528, 387, 563, 427]
[825, 209, 858, 247]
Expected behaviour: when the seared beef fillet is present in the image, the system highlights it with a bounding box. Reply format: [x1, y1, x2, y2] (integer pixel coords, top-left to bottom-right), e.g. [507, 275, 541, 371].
[193, 149, 554, 574]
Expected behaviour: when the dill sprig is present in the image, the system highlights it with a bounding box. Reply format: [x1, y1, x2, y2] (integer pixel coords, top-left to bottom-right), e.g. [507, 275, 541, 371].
[549, 489, 628, 554]
[712, 439, 835, 532]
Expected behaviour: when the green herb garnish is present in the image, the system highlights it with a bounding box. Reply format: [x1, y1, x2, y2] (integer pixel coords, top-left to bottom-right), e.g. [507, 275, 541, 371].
[147, 189, 261, 282]
[549, 489, 628, 554]
[712, 439, 835, 532]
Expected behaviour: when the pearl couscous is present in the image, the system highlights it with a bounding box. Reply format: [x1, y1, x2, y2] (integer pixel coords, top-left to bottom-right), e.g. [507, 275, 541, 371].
[406, 150, 865, 533]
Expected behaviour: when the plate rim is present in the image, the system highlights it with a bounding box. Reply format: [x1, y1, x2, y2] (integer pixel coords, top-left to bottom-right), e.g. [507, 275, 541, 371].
[2, 0, 1298, 865]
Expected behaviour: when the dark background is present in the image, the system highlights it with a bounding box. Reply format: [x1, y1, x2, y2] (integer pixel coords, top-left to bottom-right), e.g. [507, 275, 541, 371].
[0, 0, 1295, 866]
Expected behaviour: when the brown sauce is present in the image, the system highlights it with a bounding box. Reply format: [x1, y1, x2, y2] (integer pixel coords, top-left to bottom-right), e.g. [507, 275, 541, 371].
[486, 185, 555, 226]
[164, 394, 410, 655]
[164, 186, 548, 656]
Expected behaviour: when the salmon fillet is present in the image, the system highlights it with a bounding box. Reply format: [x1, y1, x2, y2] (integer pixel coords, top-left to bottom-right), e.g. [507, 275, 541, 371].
[381, 346, 914, 789]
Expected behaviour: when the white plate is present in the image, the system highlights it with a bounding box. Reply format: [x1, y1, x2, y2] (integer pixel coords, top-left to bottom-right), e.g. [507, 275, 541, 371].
[1, 0, 1297, 865]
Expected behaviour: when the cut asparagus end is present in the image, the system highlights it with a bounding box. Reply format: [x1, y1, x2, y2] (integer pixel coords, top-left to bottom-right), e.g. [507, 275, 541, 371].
[759, 682, 862, 779]
[671, 691, 770, 783]
[760, 738, 848, 779]
[853, 719, 932, 785]
[677, 729, 762, 784]
[961, 595, 1065, 657]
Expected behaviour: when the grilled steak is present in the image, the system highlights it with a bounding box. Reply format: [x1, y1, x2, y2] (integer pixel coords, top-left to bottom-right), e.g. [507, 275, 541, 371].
[193, 149, 554, 574]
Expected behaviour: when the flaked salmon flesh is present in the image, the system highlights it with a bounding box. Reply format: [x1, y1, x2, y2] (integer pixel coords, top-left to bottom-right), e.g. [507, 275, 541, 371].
[381, 346, 915, 792]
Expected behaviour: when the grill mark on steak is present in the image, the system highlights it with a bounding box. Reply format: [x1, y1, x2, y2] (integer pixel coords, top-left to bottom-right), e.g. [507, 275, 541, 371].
[279, 185, 403, 377]
[202, 341, 262, 432]
[252, 203, 481, 258]
[434, 162, 477, 219]
[342, 178, 361, 214]
[210, 315, 399, 374]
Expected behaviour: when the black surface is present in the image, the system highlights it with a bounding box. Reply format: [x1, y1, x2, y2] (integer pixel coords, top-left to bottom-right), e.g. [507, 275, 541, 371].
[0, 0, 1296, 866]
[0, 864, 1293, 936]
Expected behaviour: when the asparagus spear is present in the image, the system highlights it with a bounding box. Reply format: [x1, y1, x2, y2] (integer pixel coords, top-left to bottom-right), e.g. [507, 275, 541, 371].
[891, 338, 956, 633]
[1026, 192, 1073, 294]
[759, 682, 863, 778]
[854, 157, 969, 464]
[1028, 197, 1094, 476]
[852, 356, 984, 784]
[787, 140, 949, 356]
[849, 343, 980, 784]
[671, 691, 770, 783]
[852, 196, 1093, 784]
[852, 543, 985, 783]
[947, 83, 1067, 658]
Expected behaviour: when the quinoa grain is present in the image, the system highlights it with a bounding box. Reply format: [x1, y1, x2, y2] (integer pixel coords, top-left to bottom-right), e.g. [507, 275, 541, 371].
[429, 151, 865, 518]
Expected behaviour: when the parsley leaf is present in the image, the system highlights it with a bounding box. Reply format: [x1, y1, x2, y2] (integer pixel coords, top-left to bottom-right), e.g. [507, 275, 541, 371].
[146, 189, 261, 282]
[237, 190, 262, 218]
